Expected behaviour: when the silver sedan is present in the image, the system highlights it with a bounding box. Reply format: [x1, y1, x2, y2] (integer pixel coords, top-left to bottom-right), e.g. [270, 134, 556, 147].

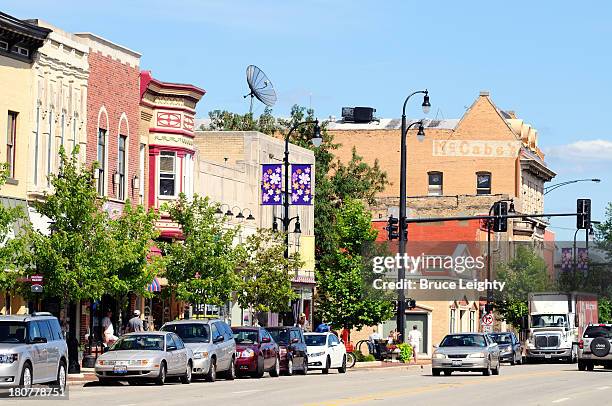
[432, 333, 501, 376]
[95, 332, 193, 385]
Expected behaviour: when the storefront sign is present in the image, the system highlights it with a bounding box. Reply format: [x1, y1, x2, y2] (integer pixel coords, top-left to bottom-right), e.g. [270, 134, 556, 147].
[433, 140, 520, 158]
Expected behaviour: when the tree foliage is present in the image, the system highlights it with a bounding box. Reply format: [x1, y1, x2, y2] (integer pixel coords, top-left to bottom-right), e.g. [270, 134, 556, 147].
[162, 194, 241, 306]
[205, 108, 277, 135]
[494, 245, 553, 327]
[234, 229, 300, 317]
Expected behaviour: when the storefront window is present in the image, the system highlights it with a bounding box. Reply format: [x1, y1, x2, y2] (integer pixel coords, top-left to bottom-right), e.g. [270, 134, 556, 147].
[159, 151, 176, 196]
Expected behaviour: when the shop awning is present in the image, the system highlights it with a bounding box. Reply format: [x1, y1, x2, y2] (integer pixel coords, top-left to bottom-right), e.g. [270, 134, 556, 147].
[147, 277, 162, 292]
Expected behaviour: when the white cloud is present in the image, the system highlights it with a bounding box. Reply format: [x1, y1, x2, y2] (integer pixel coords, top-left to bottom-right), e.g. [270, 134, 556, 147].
[544, 139, 612, 161]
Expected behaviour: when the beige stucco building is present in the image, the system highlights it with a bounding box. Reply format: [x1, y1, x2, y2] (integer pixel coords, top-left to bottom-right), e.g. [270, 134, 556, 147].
[194, 130, 316, 327]
[0, 13, 50, 315]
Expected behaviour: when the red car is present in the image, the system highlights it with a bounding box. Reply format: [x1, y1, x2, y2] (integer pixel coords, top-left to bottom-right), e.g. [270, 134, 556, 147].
[231, 327, 280, 378]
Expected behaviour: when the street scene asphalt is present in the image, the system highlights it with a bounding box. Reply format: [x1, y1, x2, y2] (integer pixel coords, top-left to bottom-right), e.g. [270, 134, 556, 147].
[4, 363, 610, 406]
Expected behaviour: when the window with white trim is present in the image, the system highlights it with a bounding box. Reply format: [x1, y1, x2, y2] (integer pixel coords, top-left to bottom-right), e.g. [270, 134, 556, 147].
[97, 128, 106, 195]
[427, 171, 443, 196]
[6, 111, 17, 179]
[449, 308, 456, 333]
[469, 310, 476, 332]
[159, 151, 176, 196]
[118, 135, 127, 200]
[47, 109, 53, 186]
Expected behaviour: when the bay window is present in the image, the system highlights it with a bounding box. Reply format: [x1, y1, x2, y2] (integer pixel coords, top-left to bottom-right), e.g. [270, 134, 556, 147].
[159, 151, 176, 196]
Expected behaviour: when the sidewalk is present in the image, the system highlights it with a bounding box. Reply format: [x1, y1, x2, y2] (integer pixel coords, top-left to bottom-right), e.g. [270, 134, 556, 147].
[68, 368, 96, 386]
[353, 359, 431, 370]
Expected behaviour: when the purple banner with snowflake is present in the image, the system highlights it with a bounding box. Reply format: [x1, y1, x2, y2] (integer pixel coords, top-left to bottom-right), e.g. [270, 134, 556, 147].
[291, 164, 313, 205]
[261, 164, 283, 205]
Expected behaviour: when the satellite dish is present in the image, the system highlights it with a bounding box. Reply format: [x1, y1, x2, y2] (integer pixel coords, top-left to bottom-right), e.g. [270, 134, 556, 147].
[244, 65, 277, 113]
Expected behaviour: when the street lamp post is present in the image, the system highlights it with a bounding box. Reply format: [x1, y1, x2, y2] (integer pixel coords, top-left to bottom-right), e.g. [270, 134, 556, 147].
[397, 90, 430, 343]
[544, 178, 601, 195]
[277, 120, 322, 259]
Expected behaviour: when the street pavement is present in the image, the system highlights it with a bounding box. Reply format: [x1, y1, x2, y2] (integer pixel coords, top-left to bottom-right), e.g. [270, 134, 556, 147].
[3, 362, 611, 405]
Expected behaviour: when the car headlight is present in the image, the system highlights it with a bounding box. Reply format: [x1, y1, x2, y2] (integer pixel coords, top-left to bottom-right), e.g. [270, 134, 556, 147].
[96, 359, 112, 366]
[433, 352, 446, 359]
[467, 352, 486, 358]
[240, 349, 255, 358]
[309, 352, 325, 357]
[193, 351, 209, 360]
[0, 354, 18, 364]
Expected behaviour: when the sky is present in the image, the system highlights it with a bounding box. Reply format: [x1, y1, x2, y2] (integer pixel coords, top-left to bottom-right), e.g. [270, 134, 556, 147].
[4, 0, 611, 239]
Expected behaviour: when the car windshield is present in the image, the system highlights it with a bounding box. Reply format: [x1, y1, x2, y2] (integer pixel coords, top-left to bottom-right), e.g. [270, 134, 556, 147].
[490, 333, 512, 344]
[161, 323, 210, 343]
[233, 330, 259, 345]
[584, 326, 612, 339]
[531, 314, 567, 328]
[305, 334, 326, 346]
[268, 329, 290, 344]
[0, 321, 27, 343]
[440, 334, 486, 347]
[110, 335, 165, 351]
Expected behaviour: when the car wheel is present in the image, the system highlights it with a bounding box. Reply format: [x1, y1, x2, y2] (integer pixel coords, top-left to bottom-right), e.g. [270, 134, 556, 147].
[225, 357, 236, 380]
[492, 361, 500, 375]
[443, 370, 452, 376]
[156, 362, 167, 385]
[432, 368, 441, 376]
[270, 356, 280, 377]
[482, 361, 492, 376]
[286, 357, 294, 376]
[322, 356, 331, 374]
[299, 357, 308, 375]
[206, 358, 217, 382]
[586, 362, 595, 371]
[181, 361, 192, 384]
[510, 352, 516, 366]
[254, 356, 265, 378]
[338, 355, 347, 374]
[20, 363, 32, 388]
[578, 361, 587, 371]
[55, 361, 67, 390]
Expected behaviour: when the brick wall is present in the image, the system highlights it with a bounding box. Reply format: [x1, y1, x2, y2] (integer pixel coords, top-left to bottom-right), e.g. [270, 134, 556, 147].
[84, 51, 140, 205]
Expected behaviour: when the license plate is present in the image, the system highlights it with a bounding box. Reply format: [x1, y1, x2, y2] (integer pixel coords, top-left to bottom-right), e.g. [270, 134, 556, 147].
[544, 354, 551, 359]
[113, 366, 128, 374]
[452, 360, 462, 367]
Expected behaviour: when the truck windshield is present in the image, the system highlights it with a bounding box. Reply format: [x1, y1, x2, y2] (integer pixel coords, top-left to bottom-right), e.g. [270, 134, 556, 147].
[531, 314, 567, 328]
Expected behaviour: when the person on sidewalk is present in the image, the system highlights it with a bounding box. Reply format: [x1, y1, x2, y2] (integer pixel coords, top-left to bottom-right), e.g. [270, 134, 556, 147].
[128, 310, 144, 333]
[368, 327, 381, 356]
[408, 325, 422, 364]
[101, 310, 118, 347]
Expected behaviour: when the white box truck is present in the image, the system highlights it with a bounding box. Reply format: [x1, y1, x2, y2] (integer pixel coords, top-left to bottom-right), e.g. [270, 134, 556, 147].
[526, 292, 598, 363]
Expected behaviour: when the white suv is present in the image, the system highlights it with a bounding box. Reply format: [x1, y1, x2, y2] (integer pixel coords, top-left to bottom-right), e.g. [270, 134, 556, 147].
[0, 313, 68, 388]
[577, 324, 612, 371]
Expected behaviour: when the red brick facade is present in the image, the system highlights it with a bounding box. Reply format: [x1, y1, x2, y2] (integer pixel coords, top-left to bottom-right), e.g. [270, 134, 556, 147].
[84, 50, 140, 207]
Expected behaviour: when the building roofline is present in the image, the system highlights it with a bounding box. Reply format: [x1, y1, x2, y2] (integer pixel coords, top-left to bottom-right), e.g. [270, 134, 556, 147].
[0, 11, 51, 39]
[73, 32, 141, 58]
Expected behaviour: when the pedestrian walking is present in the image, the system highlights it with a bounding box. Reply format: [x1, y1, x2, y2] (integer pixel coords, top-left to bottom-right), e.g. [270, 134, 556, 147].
[408, 325, 422, 364]
[368, 327, 381, 357]
[128, 310, 144, 333]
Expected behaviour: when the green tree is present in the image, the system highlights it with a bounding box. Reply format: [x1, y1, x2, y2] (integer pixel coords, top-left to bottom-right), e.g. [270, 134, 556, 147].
[234, 229, 300, 321]
[163, 194, 240, 307]
[27, 148, 113, 320]
[0, 164, 29, 303]
[106, 203, 161, 316]
[316, 199, 394, 331]
[494, 245, 553, 327]
[205, 107, 277, 134]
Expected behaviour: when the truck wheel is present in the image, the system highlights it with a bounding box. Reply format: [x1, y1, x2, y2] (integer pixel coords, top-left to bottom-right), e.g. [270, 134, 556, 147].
[586, 362, 595, 371]
[578, 361, 586, 371]
[432, 368, 441, 376]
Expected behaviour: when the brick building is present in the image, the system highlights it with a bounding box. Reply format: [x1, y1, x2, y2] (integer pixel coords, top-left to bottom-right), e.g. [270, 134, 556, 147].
[327, 91, 556, 356]
[74, 33, 141, 214]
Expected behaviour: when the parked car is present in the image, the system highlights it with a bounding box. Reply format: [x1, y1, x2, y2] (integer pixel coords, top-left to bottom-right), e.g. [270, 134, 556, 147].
[432, 333, 500, 376]
[231, 327, 280, 378]
[0, 312, 68, 389]
[95, 332, 193, 385]
[304, 332, 347, 374]
[490, 332, 522, 365]
[267, 326, 308, 375]
[577, 323, 612, 371]
[161, 319, 236, 382]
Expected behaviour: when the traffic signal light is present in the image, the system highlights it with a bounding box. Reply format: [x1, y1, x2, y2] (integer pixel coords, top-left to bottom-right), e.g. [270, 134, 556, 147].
[385, 215, 399, 240]
[493, 201, 508, 232]
[406, 299, 416, 309]
[577, 198, 591, 230]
